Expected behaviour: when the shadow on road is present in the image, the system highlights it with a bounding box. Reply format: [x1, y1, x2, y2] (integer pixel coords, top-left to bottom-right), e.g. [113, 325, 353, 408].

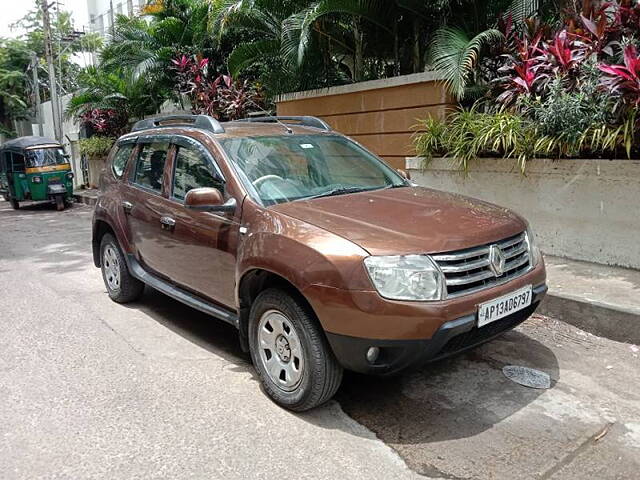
[332, 328, 559, 446]
[123, 286, 254, 375]
[118, 276, 559, 453]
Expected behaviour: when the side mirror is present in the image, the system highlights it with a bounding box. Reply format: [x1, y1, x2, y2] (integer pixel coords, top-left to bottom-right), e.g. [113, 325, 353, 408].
[185, 187, 236, 214]
[397, 169, 411, 180]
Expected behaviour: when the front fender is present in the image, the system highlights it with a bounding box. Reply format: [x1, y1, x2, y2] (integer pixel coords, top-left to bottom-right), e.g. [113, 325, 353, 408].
[235, 207, 372, 304]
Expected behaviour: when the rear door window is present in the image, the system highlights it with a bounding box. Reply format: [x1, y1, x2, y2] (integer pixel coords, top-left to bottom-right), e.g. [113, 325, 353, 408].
[112, 144, 134, 178]
[133, 142, 169, 192]
[172, 145, 224, 201]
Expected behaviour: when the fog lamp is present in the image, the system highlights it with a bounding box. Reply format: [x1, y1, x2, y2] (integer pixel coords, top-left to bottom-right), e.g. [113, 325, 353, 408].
[366, 347, 380, 364]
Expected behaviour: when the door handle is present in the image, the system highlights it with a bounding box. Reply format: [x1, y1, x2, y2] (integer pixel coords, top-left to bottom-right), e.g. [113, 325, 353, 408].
[160, 216, 176, 231]
[122, 201, 133, 214]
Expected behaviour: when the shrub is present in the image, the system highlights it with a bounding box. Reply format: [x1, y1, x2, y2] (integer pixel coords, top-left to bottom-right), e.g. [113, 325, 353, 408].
[416, 1, 640, 168]
[171, 54, 265, 121]
[79, 137, 116, 157]
[599, 44, 640, 109]
[80, 108, 128, 137]
[413, 102, 636, 170]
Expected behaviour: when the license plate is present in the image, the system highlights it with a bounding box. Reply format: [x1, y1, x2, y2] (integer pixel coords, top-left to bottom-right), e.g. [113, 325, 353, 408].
[477, 285, 532, 327]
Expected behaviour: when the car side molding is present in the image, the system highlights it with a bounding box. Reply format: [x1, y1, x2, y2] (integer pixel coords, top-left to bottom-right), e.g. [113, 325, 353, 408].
[125, 254, 239, 328]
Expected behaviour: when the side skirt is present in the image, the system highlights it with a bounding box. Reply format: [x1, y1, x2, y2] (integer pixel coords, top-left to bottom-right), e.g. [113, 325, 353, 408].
[126, 254, 239, 328]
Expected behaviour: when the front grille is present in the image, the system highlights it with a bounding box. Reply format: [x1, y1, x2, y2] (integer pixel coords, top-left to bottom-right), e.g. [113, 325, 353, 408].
[432, 232, 531, 298]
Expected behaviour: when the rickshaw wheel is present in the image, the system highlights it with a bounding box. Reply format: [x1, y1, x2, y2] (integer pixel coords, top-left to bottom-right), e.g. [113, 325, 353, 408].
[55, 195, 65, 211]
[10, 199, 19, 210]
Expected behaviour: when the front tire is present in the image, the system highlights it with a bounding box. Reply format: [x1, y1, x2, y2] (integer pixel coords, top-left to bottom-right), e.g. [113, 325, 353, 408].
[100, 233, 144, 303]
[10, 198, 19, 210]
[248, 288, 343, 411]
[55, 195, 65, 211]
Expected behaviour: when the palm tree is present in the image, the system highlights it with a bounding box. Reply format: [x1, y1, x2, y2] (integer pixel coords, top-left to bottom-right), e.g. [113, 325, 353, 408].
[210, 0, 352, 94]
[101, 0, 213, 81]
[428, 0, 559, 100]
[212, 0, 435, 87]
[66, 66, 164, 122]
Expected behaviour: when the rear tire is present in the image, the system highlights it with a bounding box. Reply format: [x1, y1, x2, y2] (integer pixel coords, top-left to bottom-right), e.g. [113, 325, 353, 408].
[55, 195, 65, 211]
[248, 288, 343, 411]
[100, 233, 144, 303]
[10, 198, 19, 210]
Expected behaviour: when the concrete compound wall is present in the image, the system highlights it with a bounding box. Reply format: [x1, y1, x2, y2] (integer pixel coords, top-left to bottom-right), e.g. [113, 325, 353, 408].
[276, 72, 452, 170]
[406, 157, 640, 269]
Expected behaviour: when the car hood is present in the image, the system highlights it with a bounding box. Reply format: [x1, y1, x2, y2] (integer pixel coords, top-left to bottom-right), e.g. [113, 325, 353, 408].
[271, 187, 527, 256]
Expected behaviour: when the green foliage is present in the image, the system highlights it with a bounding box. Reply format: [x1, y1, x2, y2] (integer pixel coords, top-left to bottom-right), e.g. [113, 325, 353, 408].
[66, 66, 165, 122]
[413, 102, 637, 172]
[79, 137, 116, 157]
[429, 27, 504, 100]
[524, 70, 611, 151]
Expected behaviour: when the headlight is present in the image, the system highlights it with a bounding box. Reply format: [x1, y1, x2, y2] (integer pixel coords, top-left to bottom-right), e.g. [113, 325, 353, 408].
[525, 227, 541, 266]
[31, 176, 42, 184]
[66, 172, 74, 180]
[364, 255, 445, 301]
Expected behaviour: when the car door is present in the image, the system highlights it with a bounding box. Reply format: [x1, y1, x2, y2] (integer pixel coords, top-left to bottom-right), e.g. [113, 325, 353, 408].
[160, 136, 240, 308]
[122, 138, 176, 276]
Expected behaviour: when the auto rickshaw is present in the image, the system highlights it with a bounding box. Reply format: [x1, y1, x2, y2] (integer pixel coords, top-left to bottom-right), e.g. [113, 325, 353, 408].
[0, 136, 74, 211]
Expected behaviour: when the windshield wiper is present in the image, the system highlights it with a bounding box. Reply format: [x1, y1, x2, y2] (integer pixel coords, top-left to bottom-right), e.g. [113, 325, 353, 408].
[306, 186, 373, 200]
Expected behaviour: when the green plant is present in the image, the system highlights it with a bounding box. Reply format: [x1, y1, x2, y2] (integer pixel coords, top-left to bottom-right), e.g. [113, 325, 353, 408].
[413, 115, 447, 163]
[414, 106, 534, 171]
[429, 27, 505, 100]
[525, 75, 610, 148]
[79, 137, 116, 157]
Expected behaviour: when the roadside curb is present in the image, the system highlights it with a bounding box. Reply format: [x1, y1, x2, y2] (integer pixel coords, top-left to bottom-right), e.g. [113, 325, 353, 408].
[539, 292, 639, 345]
[73, 191, 97, 207]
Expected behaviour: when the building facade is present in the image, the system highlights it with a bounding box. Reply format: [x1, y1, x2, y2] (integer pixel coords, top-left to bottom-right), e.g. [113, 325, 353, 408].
[87, 0, 147, 36]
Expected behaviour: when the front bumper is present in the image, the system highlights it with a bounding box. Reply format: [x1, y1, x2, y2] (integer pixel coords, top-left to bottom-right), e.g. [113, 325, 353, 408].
[326, 283, 547, 375]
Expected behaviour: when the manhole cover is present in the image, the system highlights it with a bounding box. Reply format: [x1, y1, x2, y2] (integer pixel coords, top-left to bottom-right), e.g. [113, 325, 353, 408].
[503, 365, 551, 389]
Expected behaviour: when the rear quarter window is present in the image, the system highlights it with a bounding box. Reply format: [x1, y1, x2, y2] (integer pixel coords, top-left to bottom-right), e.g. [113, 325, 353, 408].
[112, 144, 134, 178]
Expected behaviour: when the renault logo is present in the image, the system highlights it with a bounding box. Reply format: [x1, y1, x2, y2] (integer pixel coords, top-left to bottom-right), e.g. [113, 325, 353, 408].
[488, 244, 506, 277]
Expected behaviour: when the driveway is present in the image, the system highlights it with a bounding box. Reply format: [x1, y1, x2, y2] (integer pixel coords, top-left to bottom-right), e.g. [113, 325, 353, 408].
[0, 200, 638, 479]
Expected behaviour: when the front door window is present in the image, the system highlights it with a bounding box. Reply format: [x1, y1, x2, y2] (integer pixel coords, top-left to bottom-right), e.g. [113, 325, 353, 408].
[172, 145, 224, 201]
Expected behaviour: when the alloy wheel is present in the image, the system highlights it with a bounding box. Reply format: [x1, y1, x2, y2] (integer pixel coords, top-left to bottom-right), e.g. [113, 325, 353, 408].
[257, 309, 305, 391]
[103, 245, 121, 291]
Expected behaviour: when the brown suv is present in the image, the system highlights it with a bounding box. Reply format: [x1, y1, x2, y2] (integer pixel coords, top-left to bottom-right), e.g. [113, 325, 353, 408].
[92, 114, 547, 411]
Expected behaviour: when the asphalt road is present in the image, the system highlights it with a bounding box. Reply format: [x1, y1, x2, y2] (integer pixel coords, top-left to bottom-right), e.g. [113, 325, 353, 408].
[1, 200, 639, 480]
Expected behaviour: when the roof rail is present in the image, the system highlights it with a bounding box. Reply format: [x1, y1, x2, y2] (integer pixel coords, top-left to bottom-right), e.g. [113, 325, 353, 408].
[131, 115, 225, 134]
[236, 116, 332, 132]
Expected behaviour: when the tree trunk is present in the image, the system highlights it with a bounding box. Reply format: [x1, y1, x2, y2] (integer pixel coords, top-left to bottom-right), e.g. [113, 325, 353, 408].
[412, 17, 421, 73]
[127, 0, 134, 16]
[353, 19, 364, 82]
[393, 19, 400, 76]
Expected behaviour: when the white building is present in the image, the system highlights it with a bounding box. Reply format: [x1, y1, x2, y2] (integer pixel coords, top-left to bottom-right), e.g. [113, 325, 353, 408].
[87, 0, 147, 37]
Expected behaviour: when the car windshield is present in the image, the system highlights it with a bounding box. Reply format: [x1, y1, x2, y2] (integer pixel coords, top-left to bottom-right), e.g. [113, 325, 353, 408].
[219, 134, 407, 205]
[25, 148, 68, 168]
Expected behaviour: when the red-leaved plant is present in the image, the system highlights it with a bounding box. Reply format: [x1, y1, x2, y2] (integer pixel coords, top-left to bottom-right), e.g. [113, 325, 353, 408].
[80, 108, 128, 137]
[544, 30, 588, 75]
[496, 33, 548, 104]
[171, 54, 264, 121]
[599, 44, 640, 106]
